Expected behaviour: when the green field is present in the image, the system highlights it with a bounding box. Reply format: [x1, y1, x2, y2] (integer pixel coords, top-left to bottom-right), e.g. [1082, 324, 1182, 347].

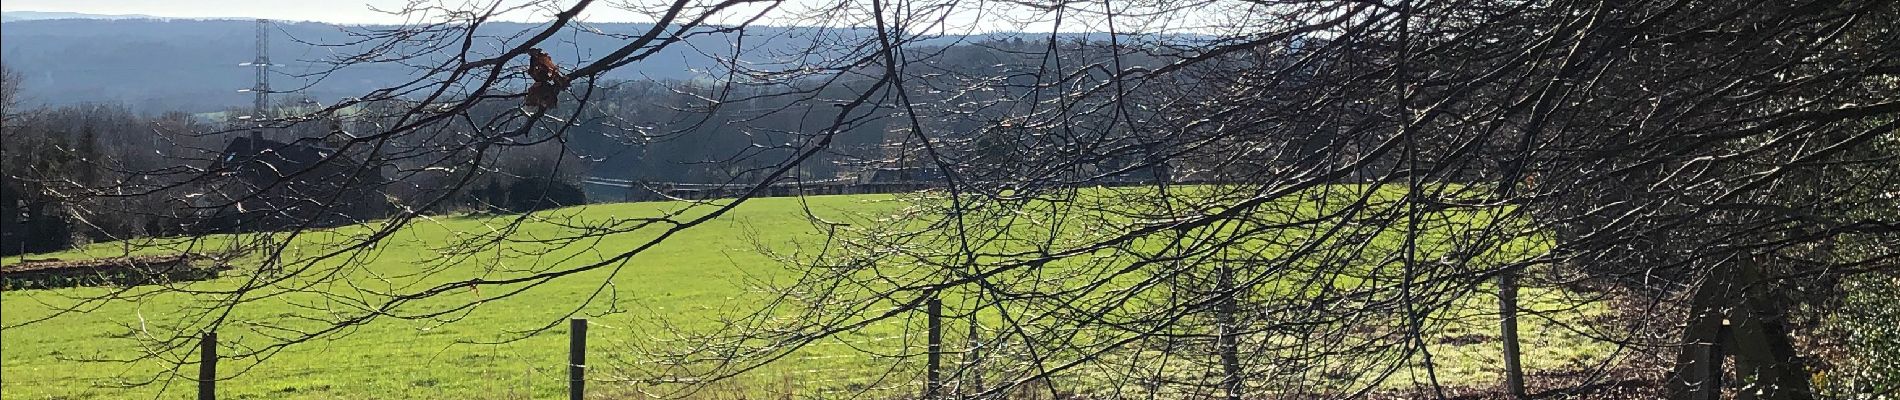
[1, 193, 1614, 399]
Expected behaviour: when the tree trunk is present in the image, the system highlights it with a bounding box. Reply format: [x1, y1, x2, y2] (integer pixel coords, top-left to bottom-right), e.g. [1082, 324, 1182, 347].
[1668, 255, 1815, 400]
[1669, 260, 1736, 400]
[1728, 256, 1815, 400]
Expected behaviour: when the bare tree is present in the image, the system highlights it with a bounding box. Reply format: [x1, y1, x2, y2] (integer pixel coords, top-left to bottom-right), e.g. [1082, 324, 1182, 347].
[632, 0, 1898, 398]
[0, 64, 20, 121]
[3, 0, 1895, 399]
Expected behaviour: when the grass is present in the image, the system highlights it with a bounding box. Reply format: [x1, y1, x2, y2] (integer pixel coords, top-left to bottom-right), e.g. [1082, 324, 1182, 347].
[1, 192, 1617, 399]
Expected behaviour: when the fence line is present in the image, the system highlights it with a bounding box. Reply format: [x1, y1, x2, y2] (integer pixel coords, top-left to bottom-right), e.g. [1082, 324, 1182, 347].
[165, 319, 956, 399]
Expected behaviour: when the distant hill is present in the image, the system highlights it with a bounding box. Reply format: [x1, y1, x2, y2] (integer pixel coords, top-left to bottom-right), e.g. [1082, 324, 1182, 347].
[0, 18, 865, 113]
[1, 11, 165, 22]
[0, 17, 1157, 114]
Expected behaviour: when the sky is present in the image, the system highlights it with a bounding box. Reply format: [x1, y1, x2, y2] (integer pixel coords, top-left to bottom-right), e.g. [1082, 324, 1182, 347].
[0, 0, 685, 24]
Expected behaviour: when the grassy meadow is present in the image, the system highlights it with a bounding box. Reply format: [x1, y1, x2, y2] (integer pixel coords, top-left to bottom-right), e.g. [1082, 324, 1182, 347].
[0, 192, 1616, 399]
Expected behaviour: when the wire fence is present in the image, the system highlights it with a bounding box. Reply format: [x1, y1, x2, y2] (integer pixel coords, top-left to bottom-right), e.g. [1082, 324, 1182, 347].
[0, 312, 1569, 399]
[0, 320, 939, 400]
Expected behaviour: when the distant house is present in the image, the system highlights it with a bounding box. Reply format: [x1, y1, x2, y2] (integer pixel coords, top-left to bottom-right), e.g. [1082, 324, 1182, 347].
[191, 135, 391, 233]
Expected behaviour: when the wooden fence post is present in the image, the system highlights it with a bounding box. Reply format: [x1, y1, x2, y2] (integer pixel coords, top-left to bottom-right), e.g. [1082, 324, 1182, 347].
[925, 295, 943, 400]
[966, 312, 984, 395]
[570, 318, 587, 400]
[1500, 270, 1527, 399]
[1216, 264, 1243, 400]
[199, 331, 217, 400]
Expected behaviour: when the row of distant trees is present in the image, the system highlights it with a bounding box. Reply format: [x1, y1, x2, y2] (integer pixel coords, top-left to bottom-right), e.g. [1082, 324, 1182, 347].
[0, 63, 597, 256]
[1, 37, 1064, 256]
[0, 66, 208, 254]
